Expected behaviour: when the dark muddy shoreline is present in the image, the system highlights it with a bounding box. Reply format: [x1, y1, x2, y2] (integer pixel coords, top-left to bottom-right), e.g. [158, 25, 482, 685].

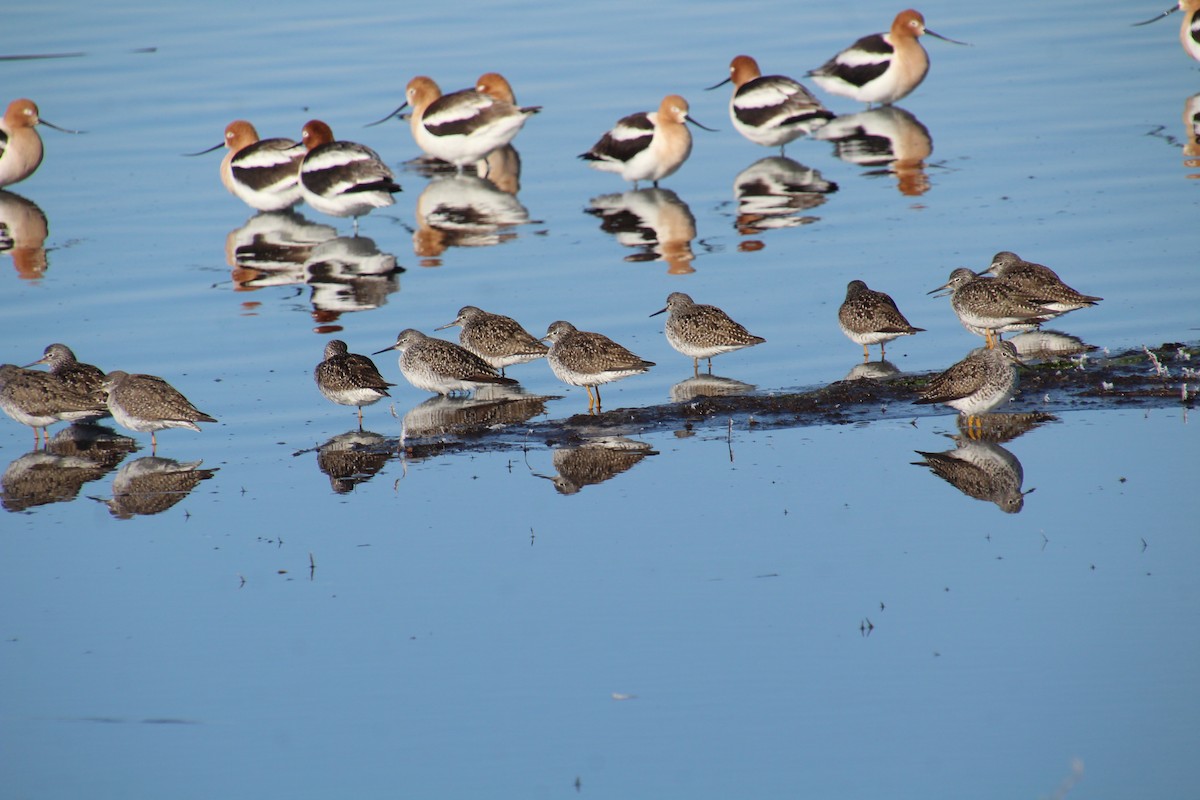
[376, 341, 1197, 460]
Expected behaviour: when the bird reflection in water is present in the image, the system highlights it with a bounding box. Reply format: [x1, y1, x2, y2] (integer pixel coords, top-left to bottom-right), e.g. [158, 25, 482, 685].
[585, 187, 697, 274]
[0, 190, 48, 279]
[813, 106, 932, 196]
[1, 424, 134, 512]
[912, 413, 1051, 514]
[1007, 330, 1097, 362]
[94, 455, 218, 520]
[1186, 94, 1200, 176]
[732, 156, 837, 243]
[842, 359, 901, 382]
[229, 211, 402, 327]
[412, 174, 532, 266]
[313, 429, 391, 494]
[400, 385, 554, 441]
[533, 436, 658, 495]
[670, 374, 756, 402]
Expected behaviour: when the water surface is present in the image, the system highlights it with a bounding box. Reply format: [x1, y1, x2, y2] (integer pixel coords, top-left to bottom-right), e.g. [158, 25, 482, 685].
[2, 1, 1197, 797]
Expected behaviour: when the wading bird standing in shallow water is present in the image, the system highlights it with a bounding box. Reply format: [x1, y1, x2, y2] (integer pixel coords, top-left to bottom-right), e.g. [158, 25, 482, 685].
[0, 98, 83, 188]
[369, 75, 539, 171]
[978, 251, 1102, 317]
[298, 120, 401, 233]
[929, 268, 1054, 349]
[579, 95, 715, 188]
[807, 9, 968, 107]
[102, 370, 217, 453]
[0, 363, 105, 445]
[914, 341, 1022, 430]
[651, 292, 765, 375]
[708, 55, 834, 152]
[187, 120, 303, 212]
[373, 329, 517, 397]
[1133, 1, 1200, 62]
[838, 279, 924, 361]
[315, 339, 394, 426]
[435, 305, 548, 377]
[541, 321, 654, 412]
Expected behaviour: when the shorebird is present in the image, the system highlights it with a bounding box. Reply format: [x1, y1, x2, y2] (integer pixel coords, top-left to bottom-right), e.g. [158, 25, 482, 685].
[187, 120, 303, 211]
[979, 251, 1102, 316]
[837, 279, 924, 360]
[0, 363, 105, 445]
[708, 55, 834, 151]
[373, 329, 517, 396]
[1134, 1, 1200, 62]
[808, 9, 967, 106]
[102, 370, 217, 452]
[913, 342, 1022, 428]
[369, 75, 539, 169]
[650, 292, 765, 374]
[24, 343, 107, 407]
[298, 120, 401, 231]
[314, 339, 394, 426]
[929, 268, 1055, 348]
[541, 321, 654, 411]
[435, 305, 548, 376]
[0, 98, 82, 188]
[579, 94, 714, 188]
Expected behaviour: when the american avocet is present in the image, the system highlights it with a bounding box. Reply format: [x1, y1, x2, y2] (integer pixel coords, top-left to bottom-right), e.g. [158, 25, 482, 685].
[435, 306, 548, 376]
[315, 339, 394, 426]
[914, 342, 1022, 428]
[837, 280, 924, 361]
[929, 268, 1054, 349]
[368, 75, 540, 170]
[102, 371, 217, 453]
[0, 99, 82, 188]
[579, 94, 714, 188]
[650, 292, 765, 375]
[1134, 1, 1200, 61]
[541, 321, 654, 412]
[187, 120, 303, 211]
[708, 55, 834, 151]
[473, 73, 530, 190]
[0, 363, 106, 446]
[372, 329, 518, 396]
[298, 120, 401, 231]
[980, 252, 1102, 315]
[808, 9, 967, 106]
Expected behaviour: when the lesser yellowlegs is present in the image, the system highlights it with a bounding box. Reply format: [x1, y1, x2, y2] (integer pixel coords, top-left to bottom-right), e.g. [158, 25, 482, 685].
[929, 268, 1053, 348]
[837, 280, 924, 360]
[0, 363, 105, 445]
[435, 306, 548, 376]
[102, 371, 217, 452]
[315, 339, 394, 426]
[651, 292, 765, 374]
[542, 321, 654, 411]
[981, 251, 1102, 315]
[373, 329, 517, 396]
[25, 343, 107, 407]
[914, 341, 1022, 428]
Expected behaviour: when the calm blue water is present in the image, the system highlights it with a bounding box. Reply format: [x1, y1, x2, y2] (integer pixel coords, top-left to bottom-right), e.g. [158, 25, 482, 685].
[2, 1, 1197, 798]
